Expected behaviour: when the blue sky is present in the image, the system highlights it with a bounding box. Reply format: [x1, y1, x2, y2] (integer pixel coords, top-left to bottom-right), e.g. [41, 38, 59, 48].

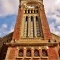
[0, 0, 60, 37]
[0, 15, 16, 37]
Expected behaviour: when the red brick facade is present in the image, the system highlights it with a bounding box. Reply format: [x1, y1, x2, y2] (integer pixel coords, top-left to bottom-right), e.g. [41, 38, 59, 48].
[13, 6, 52, 40]
[38, 6, 52, 40]
[48, 47, 59, 60]
[12, 7, 24, 40]
[5, 1, 59, 60]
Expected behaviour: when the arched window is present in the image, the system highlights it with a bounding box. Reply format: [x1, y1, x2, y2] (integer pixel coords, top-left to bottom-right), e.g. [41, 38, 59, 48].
[34, 49, 39, 57]
[23, 16, 28, 37]
[19, 49, 23, 57]
[30, 16, 34, 37]
[26, 49, 31, 57]
[42, 49, 48, 56]
[36, 16, 41, 37]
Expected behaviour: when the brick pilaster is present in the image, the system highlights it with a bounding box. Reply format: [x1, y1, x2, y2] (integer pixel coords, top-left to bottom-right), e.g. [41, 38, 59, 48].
[48, 47, 58, 60]
[5, 47, 18, 60]
[12, 7, 24, 40]
[38, 6, 52, 40]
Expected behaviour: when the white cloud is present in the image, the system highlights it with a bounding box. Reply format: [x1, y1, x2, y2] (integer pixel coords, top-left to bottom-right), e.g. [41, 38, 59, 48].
[58, 26, 60, 30]
[8, 26, 14, 33]
[0, 0, 60, 36]
[56, 0, 60, 4]
[0, 33, 1, 35]
[0, 0, 19, 16]
[0, 23, 14, 37]
[0, 24, 8, 37]
[49, 23, 60, 36]
[2, 24, 8, 28]
[43, 0, 60, 36]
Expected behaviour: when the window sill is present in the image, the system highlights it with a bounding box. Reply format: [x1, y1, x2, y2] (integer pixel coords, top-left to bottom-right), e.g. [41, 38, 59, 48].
[25, 57, 31, 58]
[16, 57, 32, 59]
[33, 57, 40, 58]
[16, 57, 23, 59]
[41, 56, 48, 59]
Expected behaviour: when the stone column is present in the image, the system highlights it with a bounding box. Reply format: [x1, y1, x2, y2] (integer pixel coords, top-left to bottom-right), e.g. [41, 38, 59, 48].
[21, 16, 26, 38]
[34, 16, 37, 37]
[31, 47, 34, 58]
[39, 47, 41, 60]
[30, 9, 31, 13]
[46, 46, 49, 60]
[24, 47, 26, 58]
[26, 9, 28, 13]
[32, 9, 34, 13]
[28, 16, 31, 37]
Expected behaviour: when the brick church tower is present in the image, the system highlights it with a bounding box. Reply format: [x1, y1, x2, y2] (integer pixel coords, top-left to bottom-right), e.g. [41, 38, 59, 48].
[5, 0, 59, 60]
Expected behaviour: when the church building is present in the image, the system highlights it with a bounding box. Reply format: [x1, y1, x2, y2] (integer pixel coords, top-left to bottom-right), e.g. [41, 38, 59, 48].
[4, 0, 60, 60]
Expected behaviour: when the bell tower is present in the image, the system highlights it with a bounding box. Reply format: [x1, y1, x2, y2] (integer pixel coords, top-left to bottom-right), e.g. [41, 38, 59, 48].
[13, 0, 52, 40]
[5, 0, 59, 60]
